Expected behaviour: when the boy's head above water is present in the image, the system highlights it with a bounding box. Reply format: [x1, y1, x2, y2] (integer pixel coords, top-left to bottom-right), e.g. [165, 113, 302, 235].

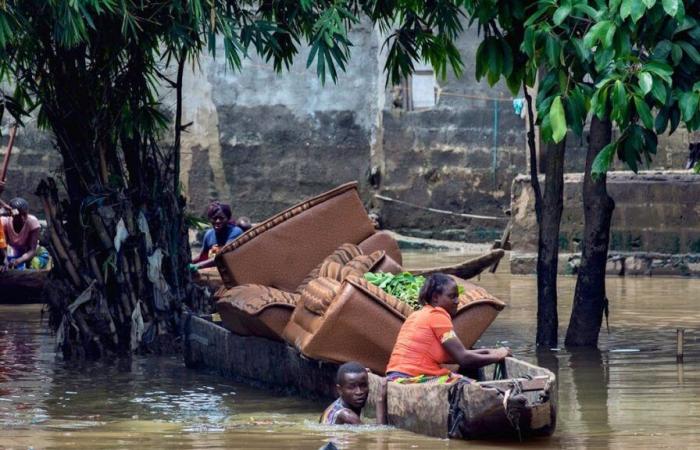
[336, 361, 369, 411]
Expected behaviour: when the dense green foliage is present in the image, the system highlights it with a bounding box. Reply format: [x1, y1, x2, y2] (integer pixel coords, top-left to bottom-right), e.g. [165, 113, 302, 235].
[365, 272, 427, 310]
[467, 0, 700, 174]
[364, 272, 465, 310]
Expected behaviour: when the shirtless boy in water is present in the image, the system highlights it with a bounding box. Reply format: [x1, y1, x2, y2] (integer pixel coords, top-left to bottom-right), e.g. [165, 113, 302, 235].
[320, 361, 386, 425]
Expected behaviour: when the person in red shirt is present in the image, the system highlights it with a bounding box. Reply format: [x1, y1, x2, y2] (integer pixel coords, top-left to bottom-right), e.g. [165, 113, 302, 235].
[386, 273, 510, 380]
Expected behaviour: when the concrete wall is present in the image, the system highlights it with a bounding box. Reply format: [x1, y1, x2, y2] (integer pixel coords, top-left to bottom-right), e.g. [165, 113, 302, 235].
[0, 122, 60, 208]
[378, 31, 526, 241]
[512, 172, 700, 255]
[3, 23, 697, 247]
[511, 171, 700, 260]
[179, 21, 383, 219]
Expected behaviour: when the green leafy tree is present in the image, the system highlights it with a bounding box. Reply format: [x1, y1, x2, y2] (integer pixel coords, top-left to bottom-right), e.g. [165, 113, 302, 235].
[468, 0, 700, 347]
[0, 0, 468, 358]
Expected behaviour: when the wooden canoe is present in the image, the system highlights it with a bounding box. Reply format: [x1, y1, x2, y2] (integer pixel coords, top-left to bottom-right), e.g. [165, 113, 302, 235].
[183, 314, 556, 440]
[0, 269, 48, 303]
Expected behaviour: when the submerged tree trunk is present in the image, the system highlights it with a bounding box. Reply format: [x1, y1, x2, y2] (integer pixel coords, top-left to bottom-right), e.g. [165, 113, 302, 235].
[29, 24, 210, 360]
[536, 140, 566, 348]
[565, 116, 614, 347]
[523, 82, 566, 349]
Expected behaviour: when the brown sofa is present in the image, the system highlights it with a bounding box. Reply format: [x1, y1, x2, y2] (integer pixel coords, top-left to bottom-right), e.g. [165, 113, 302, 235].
[214, 181, 505, 374]
[215, 182, 401, 291]
[281, 273, 505, 375]
[214, 182, 402, 340]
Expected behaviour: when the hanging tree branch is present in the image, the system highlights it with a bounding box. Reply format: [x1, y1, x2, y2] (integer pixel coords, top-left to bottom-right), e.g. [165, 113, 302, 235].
[523, 79, 543, 224]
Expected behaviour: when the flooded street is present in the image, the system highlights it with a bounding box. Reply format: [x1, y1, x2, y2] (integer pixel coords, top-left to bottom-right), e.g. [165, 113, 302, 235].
[3, 249, 700, 449]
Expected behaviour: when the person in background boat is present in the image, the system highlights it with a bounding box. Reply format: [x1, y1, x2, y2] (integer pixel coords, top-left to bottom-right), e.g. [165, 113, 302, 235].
[0, 197, 45, 272]
[0, 182, 6, 267]
[386, 273, 511, 382]
[189, 201, 246, 272]
[320, 361, 387, 425]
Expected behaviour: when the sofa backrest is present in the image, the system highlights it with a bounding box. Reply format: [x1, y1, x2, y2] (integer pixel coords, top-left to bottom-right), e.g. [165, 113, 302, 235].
[215, 182, 376, 292]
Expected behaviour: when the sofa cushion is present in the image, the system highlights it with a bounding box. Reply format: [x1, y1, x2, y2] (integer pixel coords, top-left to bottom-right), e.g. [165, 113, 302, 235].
[295, 243, 362, 293]
[301, 277, 342, 316]
[357, 230, 403, 266]
[217, 284, 299, 315]
[340, 251, 386, 280]
[319, 260, 344, 281]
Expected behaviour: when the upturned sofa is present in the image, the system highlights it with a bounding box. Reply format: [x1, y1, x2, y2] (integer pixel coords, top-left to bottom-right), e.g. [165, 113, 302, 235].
[214, 182, 505, 374]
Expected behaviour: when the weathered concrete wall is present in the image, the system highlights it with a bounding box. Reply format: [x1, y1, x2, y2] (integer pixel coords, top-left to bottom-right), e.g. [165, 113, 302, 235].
[510, 171, 700, 275]
[179, 21, 382, 219]
[376, 28, 526, 242]
[0, 122, 60, 211]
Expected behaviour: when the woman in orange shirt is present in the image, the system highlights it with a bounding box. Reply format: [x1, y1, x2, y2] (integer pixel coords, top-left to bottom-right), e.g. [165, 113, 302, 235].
[386, 273, 510, 380]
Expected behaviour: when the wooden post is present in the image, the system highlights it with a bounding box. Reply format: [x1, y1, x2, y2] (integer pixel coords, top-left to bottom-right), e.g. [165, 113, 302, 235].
[677, 328, 685, 363]
[0, 124, 18, 182]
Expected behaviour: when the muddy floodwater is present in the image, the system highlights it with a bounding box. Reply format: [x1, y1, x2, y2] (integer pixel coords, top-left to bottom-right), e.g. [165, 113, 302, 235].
[3, 249, 700, 449]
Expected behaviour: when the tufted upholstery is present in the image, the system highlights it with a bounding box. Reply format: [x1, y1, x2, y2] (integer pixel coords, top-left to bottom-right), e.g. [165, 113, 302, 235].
[216, 284, 299, 341]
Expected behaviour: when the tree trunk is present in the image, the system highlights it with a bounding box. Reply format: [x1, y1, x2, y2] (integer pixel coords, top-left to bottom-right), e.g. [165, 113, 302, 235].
[565, 116, 614, 347]
[30, 30, 211, 360]
[536, 140, 566, 348]
[523, 81, 567, 349]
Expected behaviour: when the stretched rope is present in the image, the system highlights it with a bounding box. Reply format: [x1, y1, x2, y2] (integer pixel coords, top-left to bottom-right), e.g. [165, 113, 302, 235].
[374, 194, 508, 221]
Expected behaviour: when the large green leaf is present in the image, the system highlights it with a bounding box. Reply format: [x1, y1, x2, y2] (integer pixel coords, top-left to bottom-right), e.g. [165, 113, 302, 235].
[630, 1, 647, 22]
[583, 20, 610, 48]
[672, 44, 683, 65]
[638, 72, 653, 95]
[650, 77, 667, 104]
[655, 107, 669, 133]
[591, 85, 610, 119]
[645, 61, 673, 84]
[678, 41, 700, 64]
[591, 142, 616, 179]
[634, 96, 654, 129]
[550, 95, 567, 143]
[620, 0, 632, 19]
[662, 0, 679, 17]
[553, 4, 572, 26]
[612, 80, 628, 122]
[679, 92, 699, 122]
[546, 35, 561, 67]
[652, 40, 672, 59]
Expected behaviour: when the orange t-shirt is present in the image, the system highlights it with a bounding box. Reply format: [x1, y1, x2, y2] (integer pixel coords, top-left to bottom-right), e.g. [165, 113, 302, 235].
[386, 305, 456, 377]
[0, 223, 6, 249]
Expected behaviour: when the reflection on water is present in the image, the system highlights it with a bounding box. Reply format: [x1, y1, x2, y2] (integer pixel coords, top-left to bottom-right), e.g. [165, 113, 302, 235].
[2, 248, 700, 448]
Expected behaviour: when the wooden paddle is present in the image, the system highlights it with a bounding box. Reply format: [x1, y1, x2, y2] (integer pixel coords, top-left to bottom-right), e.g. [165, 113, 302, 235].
[0, 123, 18, 183]
[0, 124, 18, 214]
